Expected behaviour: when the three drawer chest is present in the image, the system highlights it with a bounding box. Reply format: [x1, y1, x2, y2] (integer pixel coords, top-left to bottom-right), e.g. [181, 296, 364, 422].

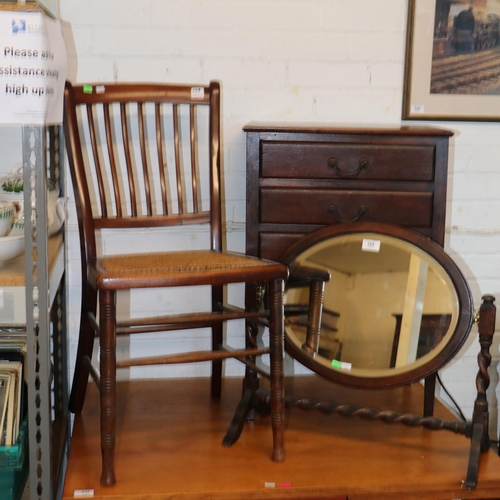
[244, 123, 453, 261]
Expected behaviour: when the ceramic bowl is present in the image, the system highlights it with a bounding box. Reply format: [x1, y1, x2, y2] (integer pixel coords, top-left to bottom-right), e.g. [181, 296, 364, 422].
[0, 202, 14, 237]
[4, 197, 67, 237]
[0, 234, 24, 264]
[8, 219, 24, 236]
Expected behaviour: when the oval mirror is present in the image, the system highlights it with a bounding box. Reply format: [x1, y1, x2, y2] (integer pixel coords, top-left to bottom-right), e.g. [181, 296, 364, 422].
[280, 222, 474, 388]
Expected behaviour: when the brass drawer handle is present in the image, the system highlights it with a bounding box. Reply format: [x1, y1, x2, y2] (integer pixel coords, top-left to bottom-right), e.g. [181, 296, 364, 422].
[328, 204, 368, 222]
[327, 156, 370, 177]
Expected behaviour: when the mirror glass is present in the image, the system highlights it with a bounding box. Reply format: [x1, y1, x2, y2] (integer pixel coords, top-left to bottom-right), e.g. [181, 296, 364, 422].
[284, 231, 460, 379]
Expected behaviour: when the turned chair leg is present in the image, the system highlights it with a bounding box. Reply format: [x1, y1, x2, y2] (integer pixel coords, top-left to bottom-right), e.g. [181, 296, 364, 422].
[100, 290, 117, 486]
[269, 279, 285, 461]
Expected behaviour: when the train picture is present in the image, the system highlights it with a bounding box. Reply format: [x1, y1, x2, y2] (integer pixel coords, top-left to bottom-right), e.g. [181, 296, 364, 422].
[449, 7, 500, 52]
[428, 0, 500, 96]
[404, 0, 500, 118]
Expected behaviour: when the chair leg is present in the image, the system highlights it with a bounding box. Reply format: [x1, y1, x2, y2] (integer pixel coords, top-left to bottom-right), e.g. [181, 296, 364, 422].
[69, 288, 98, 413]
[268, 279, 285, 461]
[221, 319, 260, 446]
[99, 290, 117, 486]
[211, 284, 223, 399]
[211, 321, 223, 398]
[242, 283, 262, 421]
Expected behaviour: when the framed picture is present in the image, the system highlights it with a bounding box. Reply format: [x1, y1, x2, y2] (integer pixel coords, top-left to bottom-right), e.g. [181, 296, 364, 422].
[403, 0, 500, 121]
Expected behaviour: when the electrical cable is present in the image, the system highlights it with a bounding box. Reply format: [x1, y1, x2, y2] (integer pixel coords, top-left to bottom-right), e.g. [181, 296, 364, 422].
[436, 372, 467, 421]
[436, 376, 500, 456]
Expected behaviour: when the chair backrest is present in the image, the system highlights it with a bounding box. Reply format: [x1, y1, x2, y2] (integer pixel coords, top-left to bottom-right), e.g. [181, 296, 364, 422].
[63, 81, 222, 266]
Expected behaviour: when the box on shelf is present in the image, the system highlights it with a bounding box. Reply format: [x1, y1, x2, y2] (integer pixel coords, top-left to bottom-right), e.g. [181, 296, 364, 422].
[0, 419, 28, 500]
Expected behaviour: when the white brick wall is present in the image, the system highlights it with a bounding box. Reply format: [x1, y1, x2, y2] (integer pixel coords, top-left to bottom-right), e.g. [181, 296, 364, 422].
[57, 0, 500, 436]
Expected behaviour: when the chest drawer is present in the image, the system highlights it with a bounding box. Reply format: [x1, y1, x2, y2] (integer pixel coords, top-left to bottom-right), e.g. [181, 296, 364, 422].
[260, 188, 433, 227]
[261, 142, 436, 181]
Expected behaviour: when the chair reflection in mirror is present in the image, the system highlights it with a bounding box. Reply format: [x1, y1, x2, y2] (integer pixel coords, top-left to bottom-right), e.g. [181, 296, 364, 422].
[284, 262, 343, 360]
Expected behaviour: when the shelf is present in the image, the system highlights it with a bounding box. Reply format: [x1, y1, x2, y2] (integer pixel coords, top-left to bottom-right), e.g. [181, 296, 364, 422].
[0, 2, 40, 12]
[0, 233, 64, 326]
[0, 233, 63, 287]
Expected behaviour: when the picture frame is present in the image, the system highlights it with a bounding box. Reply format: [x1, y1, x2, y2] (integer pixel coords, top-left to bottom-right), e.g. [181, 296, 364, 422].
[403, 0, 500, 121]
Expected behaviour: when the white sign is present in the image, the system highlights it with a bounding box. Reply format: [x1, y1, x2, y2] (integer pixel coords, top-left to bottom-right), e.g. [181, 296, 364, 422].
[0, 11, 67, 125]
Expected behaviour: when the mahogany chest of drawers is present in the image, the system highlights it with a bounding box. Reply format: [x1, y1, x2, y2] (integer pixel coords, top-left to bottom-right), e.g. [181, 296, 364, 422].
[244, 123, 453, 261]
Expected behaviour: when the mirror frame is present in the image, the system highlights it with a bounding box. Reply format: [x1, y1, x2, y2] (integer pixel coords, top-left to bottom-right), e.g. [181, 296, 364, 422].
[280, 222, 474, 388]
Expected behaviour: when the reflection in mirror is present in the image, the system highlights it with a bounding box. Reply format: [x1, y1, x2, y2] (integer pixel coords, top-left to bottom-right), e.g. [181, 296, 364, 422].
[284, 233, 459, 378]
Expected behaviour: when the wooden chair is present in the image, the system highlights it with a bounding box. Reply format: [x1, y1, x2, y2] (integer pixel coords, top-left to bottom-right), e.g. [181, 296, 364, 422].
[63, 80, 287, 485]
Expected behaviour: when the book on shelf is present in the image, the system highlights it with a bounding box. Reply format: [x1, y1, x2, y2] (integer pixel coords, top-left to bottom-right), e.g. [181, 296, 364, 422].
[0, 372, 11, 443]
[0, 361, 23, 446]
[0, 333, 27, 425]
[4, 370, 15, 446]
[0, 332, 27, 445]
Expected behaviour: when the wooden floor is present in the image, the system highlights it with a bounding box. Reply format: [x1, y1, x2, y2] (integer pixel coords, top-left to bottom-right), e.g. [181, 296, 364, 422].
[62, 376, 500, 500]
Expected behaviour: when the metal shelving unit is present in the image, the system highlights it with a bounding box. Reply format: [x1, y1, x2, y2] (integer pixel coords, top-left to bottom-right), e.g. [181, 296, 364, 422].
[0, 2, 70, 497]
[22, 124, 70, 500]
[0, 124, 69, 500]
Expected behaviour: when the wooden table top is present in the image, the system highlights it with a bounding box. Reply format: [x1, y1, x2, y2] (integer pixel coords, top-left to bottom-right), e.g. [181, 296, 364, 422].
[62, 375, 500, 499]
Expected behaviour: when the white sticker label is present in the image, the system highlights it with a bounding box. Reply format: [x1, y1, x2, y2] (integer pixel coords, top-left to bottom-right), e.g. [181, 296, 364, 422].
[331, 360, 352, 370]
[74, 489, 94, 498]
[411, 104, 425, 114]
[362, 238, 381, 253]
[191, 87, 205, 100]
[96, 85, 106, 94]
